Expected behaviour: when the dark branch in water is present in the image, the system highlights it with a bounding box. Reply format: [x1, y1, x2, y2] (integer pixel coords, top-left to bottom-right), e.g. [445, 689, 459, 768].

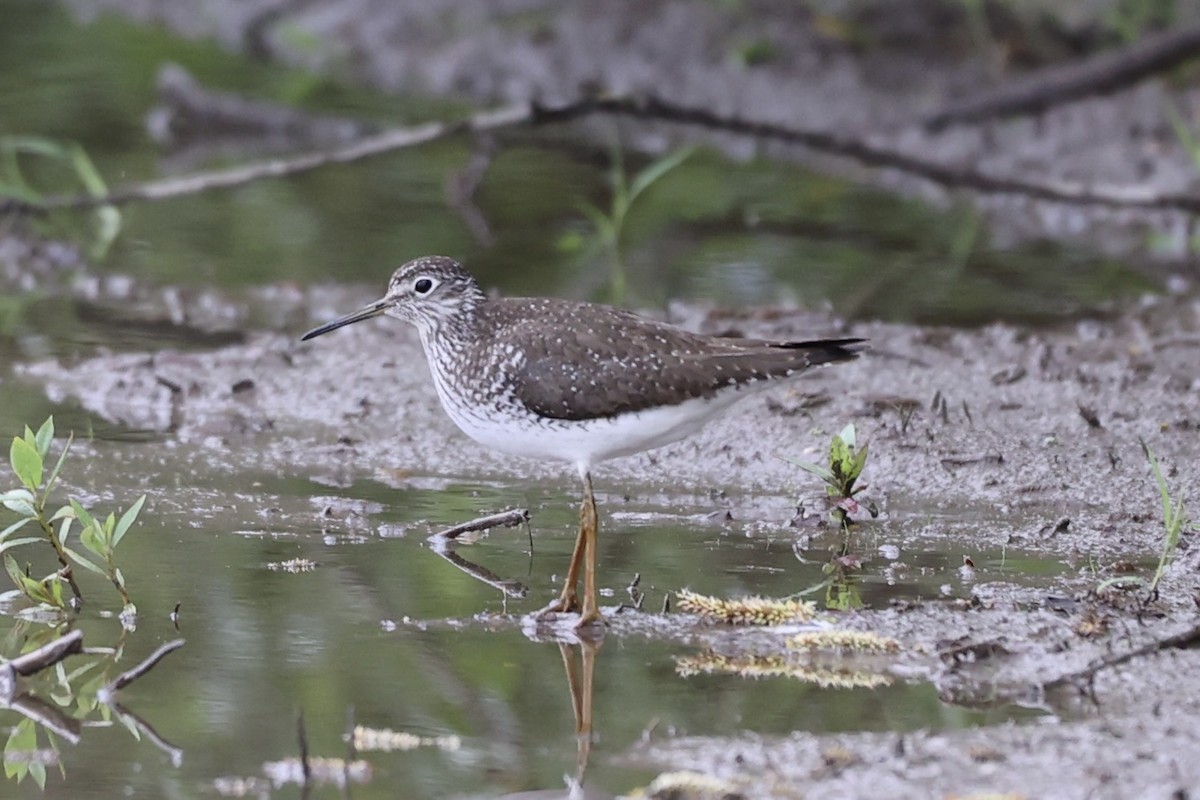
[1048, 621, 1200, 691]
[5, 93, 1200, 217]
[431, 508, 530, 541]
[104, 638, 185, 694]
[5, 629, 84, 679]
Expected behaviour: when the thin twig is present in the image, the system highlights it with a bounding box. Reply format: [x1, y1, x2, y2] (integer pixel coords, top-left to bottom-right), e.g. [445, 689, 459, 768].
[430, 508, 530, 541]
[1048, 621, 1200, 689]
[3, 94, 1200, 218]
[297, 709, 311, 787]
[103, 638, 185, 693]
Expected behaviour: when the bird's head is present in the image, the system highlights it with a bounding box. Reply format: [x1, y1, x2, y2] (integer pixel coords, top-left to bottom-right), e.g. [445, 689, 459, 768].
[302, 255, 485, 341]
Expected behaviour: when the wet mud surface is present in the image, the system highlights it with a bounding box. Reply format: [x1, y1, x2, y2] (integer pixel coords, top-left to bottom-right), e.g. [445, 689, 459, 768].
[11, 282, 1200, 798]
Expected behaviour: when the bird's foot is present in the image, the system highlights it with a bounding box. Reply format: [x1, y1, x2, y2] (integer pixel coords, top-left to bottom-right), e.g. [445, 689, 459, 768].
[536, 592, 581, 617]
[574, 607, 606, 630]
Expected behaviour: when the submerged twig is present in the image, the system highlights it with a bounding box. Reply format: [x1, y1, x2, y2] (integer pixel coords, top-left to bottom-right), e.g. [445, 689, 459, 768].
[103, 638, 185, 694]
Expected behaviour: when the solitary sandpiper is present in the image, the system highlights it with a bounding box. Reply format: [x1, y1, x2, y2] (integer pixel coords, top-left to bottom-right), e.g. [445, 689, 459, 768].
[302, 256, 863, 627]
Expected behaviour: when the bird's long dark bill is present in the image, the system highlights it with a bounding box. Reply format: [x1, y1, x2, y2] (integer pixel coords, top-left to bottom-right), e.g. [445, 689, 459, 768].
[301, 299, 388, 340]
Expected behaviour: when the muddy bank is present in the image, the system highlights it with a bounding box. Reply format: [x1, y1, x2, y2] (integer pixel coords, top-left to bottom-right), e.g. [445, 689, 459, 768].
[17, 284, 1200, 560]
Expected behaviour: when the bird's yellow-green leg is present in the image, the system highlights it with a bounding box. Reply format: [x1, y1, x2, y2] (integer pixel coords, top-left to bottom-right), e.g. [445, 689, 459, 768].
[575, 471, 604, 627]
[541, 524, 585, 614]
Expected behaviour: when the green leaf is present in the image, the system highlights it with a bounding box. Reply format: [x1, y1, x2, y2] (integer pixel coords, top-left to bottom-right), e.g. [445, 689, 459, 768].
[577, 201, 617, 242]
[0, 517, 32, 541]
[57, 515, 73, 547]
[111, 495, 145, 548]
[850, 442, 870, 483]
[1, 496, 36, 517]
[44, 432, 73, 494]
[627, 146, 695, 207]
[69, 499, 96, 531]
[63, 547, 108, 577]
[103, 511, 116, 540]
[4, 718, 37, 782]
[0, 537, 43, 553]
[10, 436, 42, 491]
[79, 521, 106, 558]
[838, 423, 857, 450]
[69, 142, 109, 197]
[0, 489, 34, 504]
[34, 417, 53, 458]
[830, 434, 851, 476]
[779, 455, 834, 483]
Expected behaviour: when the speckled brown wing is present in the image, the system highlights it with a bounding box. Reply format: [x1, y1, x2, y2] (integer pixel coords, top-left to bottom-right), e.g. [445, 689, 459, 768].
[487, 298, 862, 421]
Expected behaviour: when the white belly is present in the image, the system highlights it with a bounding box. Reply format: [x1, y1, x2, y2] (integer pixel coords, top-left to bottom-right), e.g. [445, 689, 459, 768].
[434, 377, 752, 469]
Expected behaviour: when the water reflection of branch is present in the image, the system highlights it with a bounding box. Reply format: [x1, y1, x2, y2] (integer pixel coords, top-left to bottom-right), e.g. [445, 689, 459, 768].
[108, 701, 184, 767]
[427, 519, 530, 598]
[429, 544, 529, 598]
[2, 693, 82, 744]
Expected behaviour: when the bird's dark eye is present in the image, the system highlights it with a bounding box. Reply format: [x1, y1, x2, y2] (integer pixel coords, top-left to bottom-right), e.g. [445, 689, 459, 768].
[414, 278, 434, 294]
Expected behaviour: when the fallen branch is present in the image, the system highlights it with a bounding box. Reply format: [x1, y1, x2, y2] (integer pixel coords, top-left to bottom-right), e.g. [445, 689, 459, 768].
[1048, 620, 1200, 690]
[103, 638, 185, 694]
[430, 508, 530, 541]
[4, 629, 84, 679]
[5, 94, 1200, 218]
[926, 23, 1200, 130]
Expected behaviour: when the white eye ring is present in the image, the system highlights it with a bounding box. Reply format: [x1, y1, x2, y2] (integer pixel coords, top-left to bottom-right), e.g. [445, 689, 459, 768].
[414, 277, 438, 296]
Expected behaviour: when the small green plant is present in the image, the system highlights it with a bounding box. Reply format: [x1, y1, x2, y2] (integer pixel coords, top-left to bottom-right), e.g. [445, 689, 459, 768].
[562, 144, 695, 304]
[1143, 442, 1188, 594]
[785, 423, 876, 527]
[1, 417, 143, 618]
[0, 136, 121, 260]
[1097, 443, 1191, 597]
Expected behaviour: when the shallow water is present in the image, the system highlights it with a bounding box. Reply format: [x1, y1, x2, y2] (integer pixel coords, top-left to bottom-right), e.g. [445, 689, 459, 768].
[0, 427, 1055, 799]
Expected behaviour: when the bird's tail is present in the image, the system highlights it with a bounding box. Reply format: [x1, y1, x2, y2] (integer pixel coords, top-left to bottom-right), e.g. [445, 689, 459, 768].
[781, 337, 867, 367]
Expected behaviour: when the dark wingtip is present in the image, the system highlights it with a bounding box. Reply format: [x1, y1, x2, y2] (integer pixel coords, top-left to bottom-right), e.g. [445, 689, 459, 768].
[788, 337, 867, 366]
